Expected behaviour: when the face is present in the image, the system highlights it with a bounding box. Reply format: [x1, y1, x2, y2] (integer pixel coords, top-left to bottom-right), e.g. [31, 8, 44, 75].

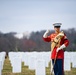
[54, 26, 60, 33]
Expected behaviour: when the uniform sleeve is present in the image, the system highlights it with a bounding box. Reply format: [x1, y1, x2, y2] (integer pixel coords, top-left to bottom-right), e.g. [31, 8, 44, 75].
[63, 35, 69, 47]
[43, 36, 51, 42]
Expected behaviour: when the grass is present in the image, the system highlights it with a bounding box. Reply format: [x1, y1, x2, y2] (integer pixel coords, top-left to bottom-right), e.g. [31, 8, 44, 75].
[2, 57, 76, 75]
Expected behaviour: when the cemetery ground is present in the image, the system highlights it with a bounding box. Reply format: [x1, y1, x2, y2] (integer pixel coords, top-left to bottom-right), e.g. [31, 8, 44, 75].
[2, 57, 76, 75]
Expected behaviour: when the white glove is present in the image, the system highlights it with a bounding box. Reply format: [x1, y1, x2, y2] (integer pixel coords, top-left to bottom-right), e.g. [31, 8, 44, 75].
[43, 30, 50, 38]
[56, 44, 66, 52]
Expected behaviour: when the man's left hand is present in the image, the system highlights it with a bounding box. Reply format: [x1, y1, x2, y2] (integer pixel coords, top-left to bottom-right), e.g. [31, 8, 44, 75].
[56, 44, 66, 52]
[56, 48, 61, 52]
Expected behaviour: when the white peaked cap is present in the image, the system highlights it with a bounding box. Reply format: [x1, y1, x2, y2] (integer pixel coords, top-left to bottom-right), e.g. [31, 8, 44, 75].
[53, 23, 62, 26]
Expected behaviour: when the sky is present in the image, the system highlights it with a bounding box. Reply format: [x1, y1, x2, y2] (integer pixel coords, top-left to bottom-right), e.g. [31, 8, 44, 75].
[0, 0, 76, 33]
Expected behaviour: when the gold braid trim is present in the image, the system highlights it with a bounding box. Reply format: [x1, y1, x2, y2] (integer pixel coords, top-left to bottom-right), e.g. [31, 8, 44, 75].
[51, 31, 64, 51]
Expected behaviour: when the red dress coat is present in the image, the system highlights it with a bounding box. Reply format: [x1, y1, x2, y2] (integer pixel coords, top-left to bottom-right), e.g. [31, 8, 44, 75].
[43, 33, 69, 59]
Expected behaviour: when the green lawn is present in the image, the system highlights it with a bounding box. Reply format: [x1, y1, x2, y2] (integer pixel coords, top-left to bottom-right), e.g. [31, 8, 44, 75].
[2, 57, 76, 75]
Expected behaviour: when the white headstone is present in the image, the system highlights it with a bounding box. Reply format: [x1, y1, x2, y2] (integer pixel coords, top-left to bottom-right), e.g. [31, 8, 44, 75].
[35, 59, 46, 75]
[64, 52, 71, 71]
[0, 61, 2, 75]
[12, 57, 22, 73]
[72, 53, 76, 68]
[28, 56, 37, 70]
[23, 52, 30, 66]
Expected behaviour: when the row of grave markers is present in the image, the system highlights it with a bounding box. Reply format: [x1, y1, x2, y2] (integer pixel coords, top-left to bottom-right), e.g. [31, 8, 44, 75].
[0, 52, 6, 75]
[8, 51, 50, 75]
[0, 51, 76, 75]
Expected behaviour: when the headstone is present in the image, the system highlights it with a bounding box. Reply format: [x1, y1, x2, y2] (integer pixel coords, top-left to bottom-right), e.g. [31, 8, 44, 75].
[28, 56, 37, 70]
[23, 52, 30, 66]
[12, 57, 22, 73]
[0, 61, 2, 75]
[72, 53, 76, 68]
[35, 59, 46, 75]
[64, 52, 71, 71]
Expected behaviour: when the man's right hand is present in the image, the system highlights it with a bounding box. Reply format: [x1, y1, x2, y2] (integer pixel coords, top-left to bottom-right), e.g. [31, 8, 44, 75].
[43, 30, 50, 38]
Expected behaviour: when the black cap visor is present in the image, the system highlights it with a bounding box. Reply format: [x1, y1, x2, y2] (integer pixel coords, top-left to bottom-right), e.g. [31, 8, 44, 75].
[54, 26, 61, 28]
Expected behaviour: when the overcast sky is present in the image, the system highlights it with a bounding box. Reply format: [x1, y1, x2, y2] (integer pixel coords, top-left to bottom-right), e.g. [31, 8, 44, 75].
[0, 0, 76, 33]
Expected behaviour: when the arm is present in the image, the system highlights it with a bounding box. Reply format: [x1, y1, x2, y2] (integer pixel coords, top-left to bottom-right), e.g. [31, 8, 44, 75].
[43, 36, 51, 42]
[56, 35, 69, 52]
[43, 30, 51, 42]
